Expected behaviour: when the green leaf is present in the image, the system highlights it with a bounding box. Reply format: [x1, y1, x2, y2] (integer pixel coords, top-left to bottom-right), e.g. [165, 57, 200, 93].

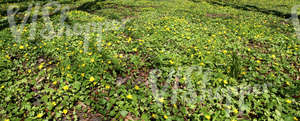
[120, 110, 128, 117]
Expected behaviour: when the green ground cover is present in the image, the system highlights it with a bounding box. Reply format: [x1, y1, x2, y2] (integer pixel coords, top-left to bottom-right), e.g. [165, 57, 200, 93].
[0, 0, 299, 120]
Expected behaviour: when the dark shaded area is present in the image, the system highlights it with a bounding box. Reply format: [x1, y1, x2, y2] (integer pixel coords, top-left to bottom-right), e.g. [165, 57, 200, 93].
[77, 0, 101, 13]
[0, 1, 80, 31]
[0, 0, 32, 4]
[206, 0, 296, 19]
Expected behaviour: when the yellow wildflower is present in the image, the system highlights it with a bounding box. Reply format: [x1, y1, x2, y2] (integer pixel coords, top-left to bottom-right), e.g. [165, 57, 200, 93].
[81, 73, 85, 77]
[36, 113, 43, 118]
[286, 99, 292, 104]
[4, 119, 10, 121]
[173, 104, 177, 108]
[223, 80, 228, 84]
[205, 115, 211, 120]
[233, 109, 238, 114]
[294, 117, 298, 121]
[107, 42, 112, 46]
[152, 114, 157, 118]
[127, 94, 133, 99]
[63, 85, 69, 91]
[200, 62, 205, 66]
[169, 60, 174, 64]
[5, 55, 10, 59]
[52, 102, 56, 106]
[159, 97, 164, 103]
[63, 109, 68, 114]
[105, 85, 110, 89]
[91, 58, 95, 63]
[38, 63, 44, 70]
[256, 60, 261, 64]
[133, 48, 137, 52]
[89, 77, 95, 82]
[164, 115, 168, 119]
[19, 45, 24, 49]
[134, 85, 140, 90]
[271, 54, 276, 59]
[79, 41, 83, 45]
[128, 37, 132, 43]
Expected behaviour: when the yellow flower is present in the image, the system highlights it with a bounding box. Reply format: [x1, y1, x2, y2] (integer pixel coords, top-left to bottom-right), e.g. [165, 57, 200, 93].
[128, 37, 132, 43]
[107, 42, 112, 46]
[81, 64, 86, 67]
[52, 102, 56, 106]
[36, 113, 43, 118]
[4, 119, 10, 121]
[105, 85, 110, 89]
[286, 81, 291, 86]
[5, 55, 10, 59]
[67, 74, 72, 78]
[256, 60, 261, 64]
[88, 52, 93, 56]
[127, 94, 133, 99]
[79, 41, 83, 45]
[164, 115, 168, 119]
[223, 80, 228, 84]
[233, 109, 238, 114]
[133, 48, 137, 52]
[152, 114, 157, 118]
[89, 77, 95, 82]
[285, 99, 292, 104]
[173, 104, 177, 108]
[38, 63, 44, 70]
[294, 117, 298, 121]
[1, 85, 4, 89]
[91, 58, 95, 63]
[241, 71, 246, 75]
[19, 45, 24, 49]
[223, 50, 227, 54]
[63, 109, 68, 114]
[81, 73, 85, 77]
[169, 60, 174, 64]
[205, 115, 211, 120]
[200, 62, 205, 66]
[271, 54, 276, 59]
[52, 81, 57, 85]
[63, 85, 69, 91]
[79, 50, 83, 53]
[134, 85, 140, 90]
[159, 97, 164, 103]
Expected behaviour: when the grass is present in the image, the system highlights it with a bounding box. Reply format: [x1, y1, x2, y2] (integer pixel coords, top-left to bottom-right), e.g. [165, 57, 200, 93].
[0, 0, 299, 120]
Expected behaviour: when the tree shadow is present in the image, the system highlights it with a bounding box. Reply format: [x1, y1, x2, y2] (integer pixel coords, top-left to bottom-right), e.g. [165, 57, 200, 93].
[0, 0, 87, 31]
[207, 1, 295, 19]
